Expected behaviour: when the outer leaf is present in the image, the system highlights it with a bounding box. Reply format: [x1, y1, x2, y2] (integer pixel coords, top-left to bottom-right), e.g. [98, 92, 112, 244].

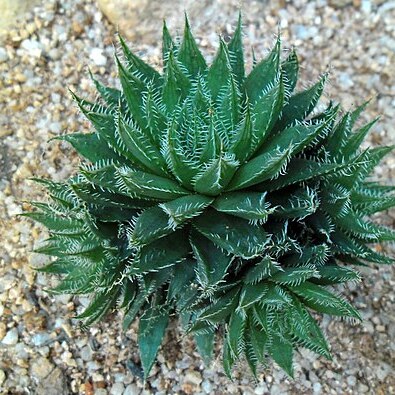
[117, 167, 189, 200]
[244, 36, 281, 103]
[195, 330, 215, 365]
[275, 73, 327, 131]
[227, 12, 245, 86]
[138, 306, 169, 379]
[282, 49, 299, 95]
[227, 311, 246, 357]
[177, 14, 207, 76]
[288, 282, 362, 320]
[269, 333, 294, 378]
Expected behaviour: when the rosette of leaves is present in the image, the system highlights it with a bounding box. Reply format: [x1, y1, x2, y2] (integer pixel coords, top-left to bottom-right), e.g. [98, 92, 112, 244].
[25, 15, 395, 379]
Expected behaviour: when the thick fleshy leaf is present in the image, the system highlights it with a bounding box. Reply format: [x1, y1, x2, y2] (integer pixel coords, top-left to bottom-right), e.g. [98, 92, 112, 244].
[119, 34, 161, 85]
[227, 311, 246, 357]
[244, 256, 282, 284]
[195, 330, 215, 365]
[227, 12, 245, 86]
[193, 153, 239, 195]
[275, 73, 327, 131]
[56, 133, 124, 164]
[190, 230, 232, 290]
[162, 50, 191, 112]
[160, 194, 213, 228]
[288, 282, 361, 320]
[138, 306, 169, 378]
[129, 231, 189, 274]
[226, 147, 291, 191]
[208, 39, 232, 99]
[117, 167, 189, 200]
[196, 287, 240, 323]
[213, 191, 275, 222]
[117, 115, 168, 177]
[239, 281, 269, 309]
[177, 14, 207, 76]
[129, 206, 174, 246]
[193, 210, 269, 259]
[282, 49, 299, 96]
[244, 36, 281, 103]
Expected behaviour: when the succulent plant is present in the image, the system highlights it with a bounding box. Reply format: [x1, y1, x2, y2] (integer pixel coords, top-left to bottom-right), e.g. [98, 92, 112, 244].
[25, 14, 395, 379]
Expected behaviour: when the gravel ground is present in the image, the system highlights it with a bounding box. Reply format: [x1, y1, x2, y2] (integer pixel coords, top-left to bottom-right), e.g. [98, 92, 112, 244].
[0, 0, 394, 394]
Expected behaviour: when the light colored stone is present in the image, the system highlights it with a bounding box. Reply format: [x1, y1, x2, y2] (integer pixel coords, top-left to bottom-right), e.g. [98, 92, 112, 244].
[30, 357, 54, 380]
[1, 327, 18, 345]
[0, 369, 6, 386]
[110, 382, 125, 395]
[124, 384, 140, 395]
[89, 47, 107, 66]
[35, 368, 68, 395]
[0, 47, 8, 62]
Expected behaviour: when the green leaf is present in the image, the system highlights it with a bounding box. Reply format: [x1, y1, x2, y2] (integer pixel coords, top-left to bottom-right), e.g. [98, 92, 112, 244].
[275, 73, 327, 131]
[273, 187, 320, 220]
[88, 69, 123, 109]
[77, 287, 120, 326]
[196, 287, 240, 323]
[288, 282, 361, 320]
[282, 49, 299, 95]
[190, 230, 232, 290]
[288, 296, 331, 359]
[314, 265, 360, 285]
[334, 211, 395, 242]
[261, 158, 347, 192]
[138, 306, 169, 379]
[162, 20, 176, 63]
[129, 231, 189, 274]
[129, 206, 174, 246]
[260, 108, 337, 158]
[56, 133, 124, 164]
[244, 256, 282, 284]
[115, 54, 147, 128]
[160, 194, 213, 228]
[342, 118, 379, 159]
[119, 34, 161, 85]
[230, 105, 253, 163]
[116, 115, 168, 177]
[249, 73, 284, 154]
[193, 210, 269, 259]
[227, 12, 245, 86]
[162, 50, 191, 111]
[177, 14, 207, 76]
[244, 36, 281, 103]
[213, 191, 275, 222]
[270, 267, 318, 286]
[223, 338, 236, 378]
[163, 118, 199, 189]
[248, 319, 269, 363]
[195, 330, 215, 365]
[269, 333, 294, 377]
[227, 311, 246, 357]
[226, 147, 291, 191]
[167, 258, 196, 301]
[239, 282, 269, 309]
[208, 38, 232, 99]
[117, 167, 189, 200]
[193, 153, 239, 195]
